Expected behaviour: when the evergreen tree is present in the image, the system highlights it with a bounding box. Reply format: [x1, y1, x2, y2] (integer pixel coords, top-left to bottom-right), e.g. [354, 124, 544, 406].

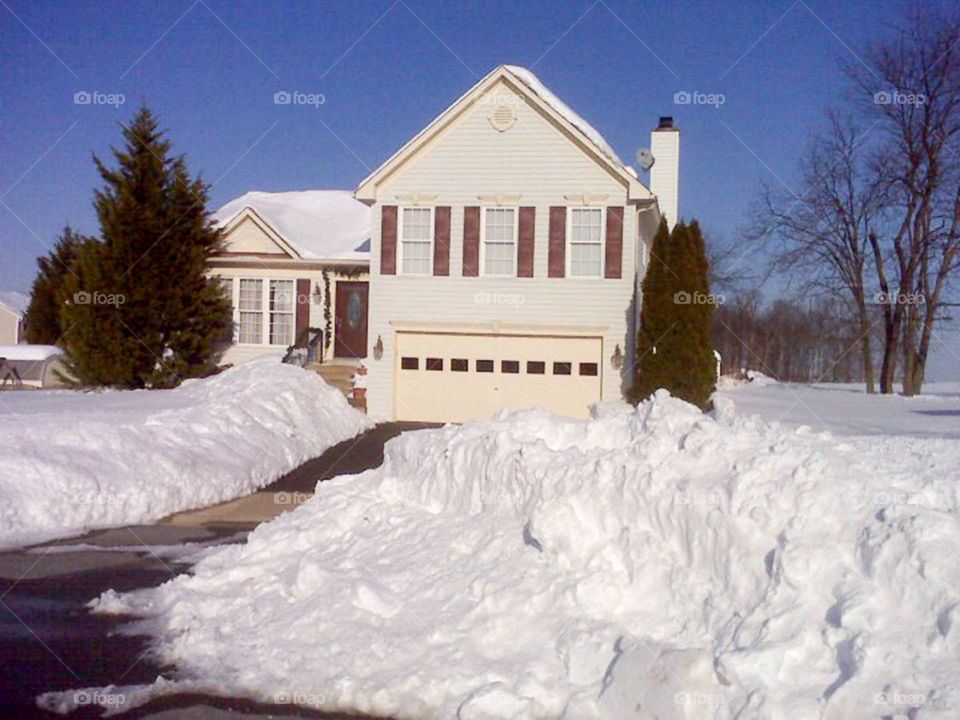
[23, 227, 91, 344]
[59, 107, 232, 388]
[634, 218, 717, 410]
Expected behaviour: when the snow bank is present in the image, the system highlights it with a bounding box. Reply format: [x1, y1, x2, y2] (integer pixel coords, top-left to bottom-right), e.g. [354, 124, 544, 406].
[65, 392, 960, 718]
[0, 359, 371, 549]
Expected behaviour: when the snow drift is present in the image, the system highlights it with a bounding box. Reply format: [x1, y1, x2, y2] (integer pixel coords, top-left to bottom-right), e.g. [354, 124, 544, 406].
[59, 392, 960, 718]
[0, 359, 371, 549]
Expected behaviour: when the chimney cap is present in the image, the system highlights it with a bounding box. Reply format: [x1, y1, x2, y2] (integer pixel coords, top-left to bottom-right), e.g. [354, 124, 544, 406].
[655, 116, 677, 131]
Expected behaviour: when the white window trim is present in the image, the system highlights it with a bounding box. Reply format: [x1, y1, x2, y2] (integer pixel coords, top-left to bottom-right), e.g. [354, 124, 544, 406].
[397, 206, 434, 276]
[566, 206, 606, 279]
[229, 277, 297, 347]
[479, 206, 520, 278]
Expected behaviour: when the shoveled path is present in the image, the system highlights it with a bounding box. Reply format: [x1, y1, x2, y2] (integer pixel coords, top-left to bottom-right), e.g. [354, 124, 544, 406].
[0, 421, 439, 718]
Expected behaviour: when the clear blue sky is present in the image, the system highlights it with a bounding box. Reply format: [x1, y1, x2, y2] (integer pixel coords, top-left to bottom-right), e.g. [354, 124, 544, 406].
[3, 0, 957, 378]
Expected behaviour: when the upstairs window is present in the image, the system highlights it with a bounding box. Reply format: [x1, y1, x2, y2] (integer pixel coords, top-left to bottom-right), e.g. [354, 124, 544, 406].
[568, 207, 603, 277]
[400, 207, 433, 274]
[482, 207, 517, 276]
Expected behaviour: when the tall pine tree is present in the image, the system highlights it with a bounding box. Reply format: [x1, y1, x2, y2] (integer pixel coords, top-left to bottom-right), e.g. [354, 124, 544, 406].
[59, 107, 232, 388]
[634, 218, 717, 410]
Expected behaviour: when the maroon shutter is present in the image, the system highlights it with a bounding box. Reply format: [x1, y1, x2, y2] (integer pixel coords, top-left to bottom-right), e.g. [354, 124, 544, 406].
[380, 205, 397, 275]
[433, 206, 451, 276]
[548, 206, 566, 278]
[463, 206, 480, 277]
[296, 278, 310, 342]
[517, 207, 535, 278]
[604, 206, 624, 279]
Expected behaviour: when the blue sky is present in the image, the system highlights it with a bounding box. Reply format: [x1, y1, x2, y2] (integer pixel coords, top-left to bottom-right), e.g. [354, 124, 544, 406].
[2, 0, 957, 376]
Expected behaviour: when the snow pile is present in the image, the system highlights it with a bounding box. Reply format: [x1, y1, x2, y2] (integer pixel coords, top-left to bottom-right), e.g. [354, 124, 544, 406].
[57, 392, 960, 718]
[213, 190, 371, 261]
[0, 359, 371, 549]
[0, 344, 60, 361]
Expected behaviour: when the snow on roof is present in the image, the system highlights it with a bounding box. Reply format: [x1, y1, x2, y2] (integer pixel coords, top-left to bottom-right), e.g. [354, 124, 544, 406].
[0, 344, 60, 361]
[213, 190, 371, 262]
[503, 65, 629, 172]
[0, 291, 29, 316]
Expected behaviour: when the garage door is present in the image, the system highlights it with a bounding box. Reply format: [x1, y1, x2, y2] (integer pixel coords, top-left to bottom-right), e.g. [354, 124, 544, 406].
[395, 332, 602, 422]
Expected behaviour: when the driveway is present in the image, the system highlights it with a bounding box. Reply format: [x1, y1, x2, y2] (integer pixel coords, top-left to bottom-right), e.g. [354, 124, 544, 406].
[0, 422, 437, 718]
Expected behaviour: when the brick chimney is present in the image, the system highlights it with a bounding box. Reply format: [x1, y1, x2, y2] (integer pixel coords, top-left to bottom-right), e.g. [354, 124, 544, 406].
[650, 116, 679, 228]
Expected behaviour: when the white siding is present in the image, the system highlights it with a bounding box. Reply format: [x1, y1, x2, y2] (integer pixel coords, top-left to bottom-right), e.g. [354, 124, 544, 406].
[366, 80, 649, 420]
[0, 306, 20, 345]
[223, 216, 289, 255]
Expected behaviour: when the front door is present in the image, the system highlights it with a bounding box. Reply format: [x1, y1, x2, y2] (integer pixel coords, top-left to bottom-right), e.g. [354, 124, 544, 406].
[334, 281, 368, 358]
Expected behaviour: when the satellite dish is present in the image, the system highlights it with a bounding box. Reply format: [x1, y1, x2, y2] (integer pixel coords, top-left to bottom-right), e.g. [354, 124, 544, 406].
[635, 148, 655, 171]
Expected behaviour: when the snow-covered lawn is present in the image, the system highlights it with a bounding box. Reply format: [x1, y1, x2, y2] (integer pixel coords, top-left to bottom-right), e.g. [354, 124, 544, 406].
[43, 381, 960, 719]
[0, 359, 371, 549]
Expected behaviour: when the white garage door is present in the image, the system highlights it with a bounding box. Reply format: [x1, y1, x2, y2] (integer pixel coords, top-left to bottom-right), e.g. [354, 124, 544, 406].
[395, 332, 602, 422]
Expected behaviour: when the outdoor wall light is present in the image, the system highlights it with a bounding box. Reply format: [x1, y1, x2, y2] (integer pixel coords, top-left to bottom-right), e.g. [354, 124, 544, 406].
[611, 344, 624, 370]
[373, 335, 384, 360]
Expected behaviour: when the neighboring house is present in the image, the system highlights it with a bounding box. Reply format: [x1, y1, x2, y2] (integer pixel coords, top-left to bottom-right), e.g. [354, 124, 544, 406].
[355, 65, 678, 422]
[0, 291, 28, 345]
[209, 190, 371, 367]
[0, 344, 68, 389]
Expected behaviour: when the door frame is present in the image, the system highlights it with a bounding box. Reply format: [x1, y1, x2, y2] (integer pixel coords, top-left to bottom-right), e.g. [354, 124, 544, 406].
[333, 280, 369, 358]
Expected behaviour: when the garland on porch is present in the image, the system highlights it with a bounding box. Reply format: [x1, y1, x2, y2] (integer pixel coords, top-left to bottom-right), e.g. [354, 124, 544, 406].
[322, 269, 332, 352]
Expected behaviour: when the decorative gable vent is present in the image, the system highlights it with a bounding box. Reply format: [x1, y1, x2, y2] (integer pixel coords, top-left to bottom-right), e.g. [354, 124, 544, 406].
[489, 104, 517, 132]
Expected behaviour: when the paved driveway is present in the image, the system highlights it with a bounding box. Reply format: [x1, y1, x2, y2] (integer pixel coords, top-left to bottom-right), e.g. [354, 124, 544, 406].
[0, 422, 438, 718]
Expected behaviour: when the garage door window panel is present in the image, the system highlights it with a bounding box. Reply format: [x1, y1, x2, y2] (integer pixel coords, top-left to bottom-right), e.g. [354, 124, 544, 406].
[553, 361, 572, 375]
[400, 207, 434, 275]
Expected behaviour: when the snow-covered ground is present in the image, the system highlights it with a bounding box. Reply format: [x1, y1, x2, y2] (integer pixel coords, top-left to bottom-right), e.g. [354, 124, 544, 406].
[43, 381, 960, 719]
[0, 359, 370, 549]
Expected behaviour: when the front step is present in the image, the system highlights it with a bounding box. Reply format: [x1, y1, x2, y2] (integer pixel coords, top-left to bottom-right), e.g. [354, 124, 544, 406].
[308, 363, 365, 412]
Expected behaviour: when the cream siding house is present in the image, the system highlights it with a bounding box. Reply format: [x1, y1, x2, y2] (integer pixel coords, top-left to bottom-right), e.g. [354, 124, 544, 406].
[0, 292, 28, 345]
[355, 65, 678, 422]
[209, 191, 371, 367]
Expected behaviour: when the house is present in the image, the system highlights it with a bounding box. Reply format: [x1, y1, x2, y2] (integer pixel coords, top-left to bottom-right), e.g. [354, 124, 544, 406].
[211, 65, 679, 423]
[209, 190, 371, 368]
[356, 65, 678, 422]
[0, 291, 28, 345]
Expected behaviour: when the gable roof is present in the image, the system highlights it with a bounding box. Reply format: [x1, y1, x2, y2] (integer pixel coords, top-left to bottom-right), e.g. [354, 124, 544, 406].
[355, 65, 652, 202]
[213, 190, 371, 263]
[0, 291, 28, 317]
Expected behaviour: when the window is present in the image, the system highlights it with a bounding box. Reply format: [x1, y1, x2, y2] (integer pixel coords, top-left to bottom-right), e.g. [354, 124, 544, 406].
[482, 207, 517, 276]
[477, 359, 494, 373]
[269, 280, 295, 345]
[501, 360, 520, 374]
[526, 361, 545, 374]
[579, 362, 599, 376]
[238, 279, 263, 344]
[426, 358, 443, 371]
[553, 361, 572, 375]
[401, 357, 419, 370]
[400, 207, 433, 274]
[451, 359, 469, 372]
[569, 208, 603, 277]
